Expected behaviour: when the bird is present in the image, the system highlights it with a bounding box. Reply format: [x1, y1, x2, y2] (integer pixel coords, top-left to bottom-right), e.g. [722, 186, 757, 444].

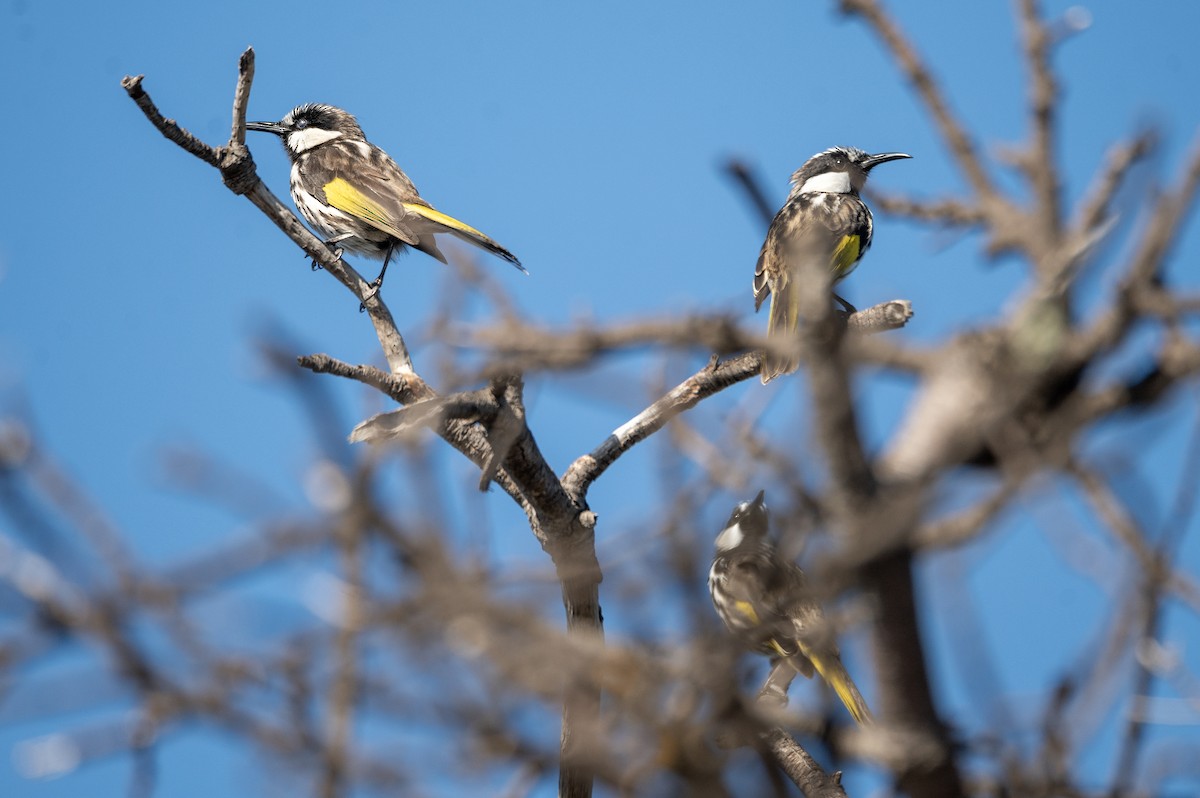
[708, 490, 873, 724]
[246, 103, 524, 302]
[754, 147, 910, 383]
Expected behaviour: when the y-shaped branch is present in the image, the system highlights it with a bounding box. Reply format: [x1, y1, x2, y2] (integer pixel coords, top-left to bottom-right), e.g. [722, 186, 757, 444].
[121, 49, 421, 383]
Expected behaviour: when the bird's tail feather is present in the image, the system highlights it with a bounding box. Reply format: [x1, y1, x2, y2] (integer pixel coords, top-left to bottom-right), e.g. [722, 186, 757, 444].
[762, 277, 801, 383]
[402, 203, 526, 273]
[803, 649, 873, 725]
[446, 226, 525, 273]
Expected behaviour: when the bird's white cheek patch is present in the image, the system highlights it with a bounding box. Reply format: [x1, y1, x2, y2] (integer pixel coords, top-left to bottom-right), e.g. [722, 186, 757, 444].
[715, 522, 745, 551]
[287, 127, 344, 153]
[798, 171, 852, 194]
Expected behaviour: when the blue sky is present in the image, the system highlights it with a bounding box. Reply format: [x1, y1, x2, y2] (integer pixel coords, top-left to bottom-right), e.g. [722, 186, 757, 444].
[2, 1, 1199, 795]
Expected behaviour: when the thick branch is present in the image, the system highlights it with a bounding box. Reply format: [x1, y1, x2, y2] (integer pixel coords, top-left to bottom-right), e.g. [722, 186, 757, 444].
[794, 227, 876, 514]
[762, 728, 850, 798]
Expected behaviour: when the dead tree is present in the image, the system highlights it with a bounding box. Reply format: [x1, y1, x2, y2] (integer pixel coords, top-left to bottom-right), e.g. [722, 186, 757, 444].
[2, 2, 1198, 797]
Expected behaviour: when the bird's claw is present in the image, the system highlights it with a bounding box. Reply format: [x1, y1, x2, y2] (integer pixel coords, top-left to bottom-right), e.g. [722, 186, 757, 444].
[358, 279, 382, 313]
[310, 246, 344, 272]
[833, 293, 857, 315]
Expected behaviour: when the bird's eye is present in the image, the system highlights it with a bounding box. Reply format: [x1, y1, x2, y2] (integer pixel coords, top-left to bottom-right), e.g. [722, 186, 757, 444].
[295, 118, 310, 130]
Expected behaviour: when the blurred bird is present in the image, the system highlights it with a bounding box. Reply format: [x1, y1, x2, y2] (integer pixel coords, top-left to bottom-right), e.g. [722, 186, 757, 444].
[247, 103, 524, 301]
[708, 490, 872, 724]
[755, 147, 910, 382]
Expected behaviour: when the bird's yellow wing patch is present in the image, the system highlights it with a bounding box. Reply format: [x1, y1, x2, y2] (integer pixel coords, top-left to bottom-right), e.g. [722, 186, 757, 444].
[401, 202, 489, 240]
[732, 600, 761, 625]
[401, 201, 526, 272]
[323, 177, 414, 242]
[831, 234, 862, 280]
[768, 639, 790, 658]
[323, 178, 389, 226]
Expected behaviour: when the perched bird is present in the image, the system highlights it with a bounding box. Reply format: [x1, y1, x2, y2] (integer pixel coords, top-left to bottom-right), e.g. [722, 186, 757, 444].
[709, 490, 872, 724]
[755, 147, 910, 383]
[247, 103, 524, 300]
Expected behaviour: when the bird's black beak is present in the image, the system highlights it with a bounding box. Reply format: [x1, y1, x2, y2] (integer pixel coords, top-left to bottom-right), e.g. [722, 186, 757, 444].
[246, 121, 289, 136]
[861, 152, 912, 171]
[746, 489, 768, 523]
[738, 489, 770, 536]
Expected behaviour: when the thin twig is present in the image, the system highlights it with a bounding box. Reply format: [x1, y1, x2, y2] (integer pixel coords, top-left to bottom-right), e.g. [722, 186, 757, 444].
[562, 352, 759, 502]
[1017, 0, 1063, 245]
[1073, 132, 1156, 236]
[840, 0, 996, 202]
[724, 158, 779, 227]
[462, 303, 911, 383]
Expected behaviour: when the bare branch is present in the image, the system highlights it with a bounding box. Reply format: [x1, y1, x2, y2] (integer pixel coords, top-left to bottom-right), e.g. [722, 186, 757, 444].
[1017, 0, 1063, 245]
[462, 302, 911, 383]
[121, 56, 422, 379]
[463, 314, 752, 378]
[1073, 136, 1200, 355]
[762, 728, 850, 798]
[794, 241, 876, 517]
[867, 193, 987, 227]
[229, 48, 254, 145]
[724, 158, 778, 227]
[120, 75, 220, 167]
[1073, 132, 1156, 236]
[562, 352, 760, 501]
[915, 481, 1019, 550]
[840, 0, 996, 203]
[298, 353, 431, 404]
[84, 9, 1200, 796]
[1123, 136, 1200, 288]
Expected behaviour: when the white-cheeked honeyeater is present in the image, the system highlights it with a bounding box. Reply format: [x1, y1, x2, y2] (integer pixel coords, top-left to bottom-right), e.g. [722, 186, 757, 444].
[247, 104, 524, 299]
[709, 490, 873, 724]
[755, 147, 910, 383]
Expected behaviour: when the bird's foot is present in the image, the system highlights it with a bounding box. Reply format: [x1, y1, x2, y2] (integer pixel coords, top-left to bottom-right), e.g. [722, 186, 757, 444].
[358, 278, 382, 313]
[310, 246, 344, 272]
[316, 244, 345, 272]
[833, 293, 857, 315]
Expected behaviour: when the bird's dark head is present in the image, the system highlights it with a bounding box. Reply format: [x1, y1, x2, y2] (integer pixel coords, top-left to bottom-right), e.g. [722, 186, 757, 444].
[247, 103, 365, 157]
[715, 490, 769, 551]
[790, 146, 911, 196]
